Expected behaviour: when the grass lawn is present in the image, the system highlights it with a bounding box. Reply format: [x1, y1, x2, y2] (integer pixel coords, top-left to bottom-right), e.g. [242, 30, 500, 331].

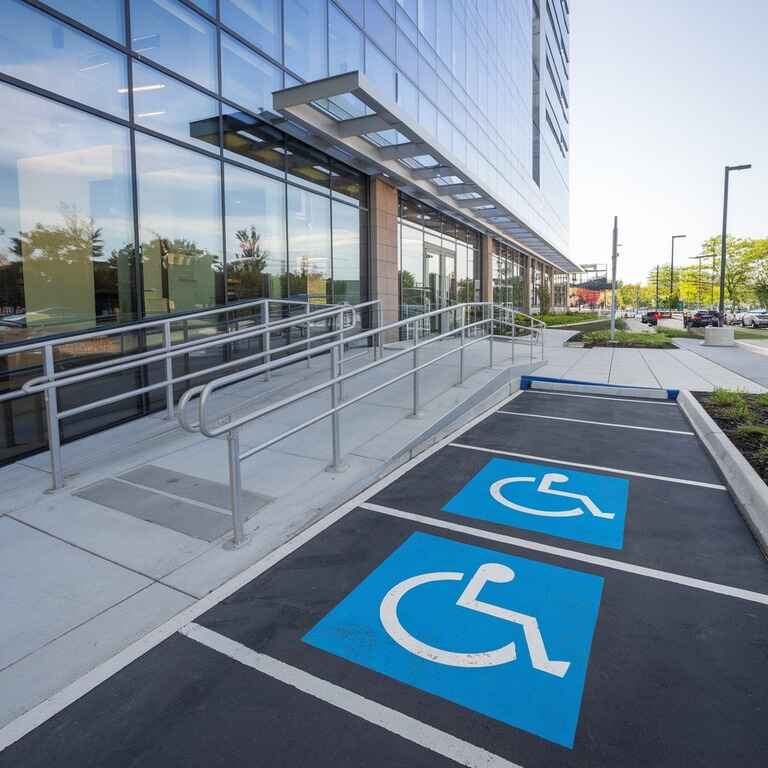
[655, 326, 768, 340]
[574, 329, 672, 348]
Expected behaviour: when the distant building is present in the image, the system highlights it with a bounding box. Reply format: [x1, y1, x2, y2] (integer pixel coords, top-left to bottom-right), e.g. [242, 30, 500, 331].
[569, 264, 610, 309]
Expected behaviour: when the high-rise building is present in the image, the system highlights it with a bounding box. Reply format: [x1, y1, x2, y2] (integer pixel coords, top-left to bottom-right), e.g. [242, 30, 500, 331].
[0, 0, 577, 463]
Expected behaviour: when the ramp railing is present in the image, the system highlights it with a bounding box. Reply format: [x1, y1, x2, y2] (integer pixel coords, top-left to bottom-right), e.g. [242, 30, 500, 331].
[178, 302, 546, 548]
[3, 297, 381, 490]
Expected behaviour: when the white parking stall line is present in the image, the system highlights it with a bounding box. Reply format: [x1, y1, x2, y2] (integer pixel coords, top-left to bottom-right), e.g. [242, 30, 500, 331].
[449, 443, 728, 491]
[360, 503, 768, 607]
[497, 411, 695, 436]
[180, 623, 523, 768]
[524, 390, 678, 405]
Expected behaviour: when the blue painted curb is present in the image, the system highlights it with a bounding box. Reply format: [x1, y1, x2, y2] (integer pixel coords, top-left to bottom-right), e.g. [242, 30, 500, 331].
[520, 375, 679, 401]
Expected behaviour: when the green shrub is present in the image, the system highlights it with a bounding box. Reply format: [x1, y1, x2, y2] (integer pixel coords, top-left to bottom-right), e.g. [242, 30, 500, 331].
[734, 424, 768, 440]
[709, 388, 744, 407]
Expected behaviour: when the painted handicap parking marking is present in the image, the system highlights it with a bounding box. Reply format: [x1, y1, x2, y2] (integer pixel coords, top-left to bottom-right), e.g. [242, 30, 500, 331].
[303, 532, 603, 748]
[443, 458, 629, 549]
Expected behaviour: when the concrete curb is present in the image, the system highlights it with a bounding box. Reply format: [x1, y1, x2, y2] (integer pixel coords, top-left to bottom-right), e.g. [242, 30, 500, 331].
[737, 340, 768, 358]
[678, 390, 768, 556]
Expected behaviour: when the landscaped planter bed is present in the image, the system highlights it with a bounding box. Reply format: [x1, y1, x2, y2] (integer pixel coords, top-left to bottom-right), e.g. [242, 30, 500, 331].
[695, 390, 768, 483]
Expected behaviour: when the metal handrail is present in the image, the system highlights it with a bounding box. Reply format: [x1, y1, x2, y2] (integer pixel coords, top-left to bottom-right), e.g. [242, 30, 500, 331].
[178, 301, 544, 548]
[493, 306, 546, 362]
[5, 297, 382, 490]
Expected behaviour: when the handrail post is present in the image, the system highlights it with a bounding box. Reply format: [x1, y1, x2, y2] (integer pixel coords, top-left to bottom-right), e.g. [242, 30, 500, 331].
[378, 301, 384, 359]
[540, 322, 544, 360]
[337, 310, 345, 402]
[224, 429, 248, 549]
[530, 318, 535, 363]
[263, 302, 271, 382]
[43, 344, 65, 491]
[458, 306, 465, 384]
[410, 322, 421, 418]
[305, 303, 312, 368]
[162, 321, 175, 420]
[326, 345, 347, 472]
[511, 311, 516, 363]
[489, 310, 494, 369]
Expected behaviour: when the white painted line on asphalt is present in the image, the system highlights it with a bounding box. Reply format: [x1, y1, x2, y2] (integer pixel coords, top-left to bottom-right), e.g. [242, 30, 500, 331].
[181, 623, 522, 768]
[448, 443, 728, 491]
[497, 411, 695, 436]
[361, 502, 768, 607]
[525, 390, 677, 405]
[0, 389, 525, 754]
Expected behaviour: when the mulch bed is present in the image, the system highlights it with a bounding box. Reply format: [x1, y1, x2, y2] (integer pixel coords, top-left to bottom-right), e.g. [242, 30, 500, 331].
[695, 392, 768, 482]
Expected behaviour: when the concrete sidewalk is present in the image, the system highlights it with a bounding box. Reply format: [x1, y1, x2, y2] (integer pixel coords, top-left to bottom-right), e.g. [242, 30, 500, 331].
[0, 335, 537, 729]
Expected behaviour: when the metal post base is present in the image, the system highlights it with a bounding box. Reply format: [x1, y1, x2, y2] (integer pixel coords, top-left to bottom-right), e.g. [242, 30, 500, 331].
[223, 533, 252, 551]
[325, 461, 349, 474]
[407, 410, 425, 419]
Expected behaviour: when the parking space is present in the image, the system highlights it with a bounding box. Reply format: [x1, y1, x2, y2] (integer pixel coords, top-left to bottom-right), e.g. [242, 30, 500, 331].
[2, 389, 767, 767]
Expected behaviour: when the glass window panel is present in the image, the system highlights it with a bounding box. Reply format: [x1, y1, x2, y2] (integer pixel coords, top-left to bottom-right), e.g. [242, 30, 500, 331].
[224, 164, 286, 302]
[222, 107, 286, 176]
[418, 55, 437, 101]
[436, 0, 452, 64]
[334, 0, 363, 25]
[365, 0, 395, 58]
[331, 160, 364, 205]
[287, 186, 331, 303]
[365, 40, 395, 102]
[330, 3, 363, 75]
[132, 62, 219, 153]
[0, 0, 128, 118]
[285, 138, 331, 194]
[396, 0, 417, 21]
[135, 134, 223, 315]
[417, 0, 436, 48]
[399, 223, 425, 313]
[221, 0, 281, 60]
[331, 201, 360, 304]
[396, 71, 417, 118]
[418, 94, 437, 136]
[131, 0, 217, 92]
[328, 2, 365, 118]
[43, 0, 125, 42]
[189, 0, 216, 14]
[396, 30, 417, 80]
[284, 0, 327, 81]
[0, 83, 135, 344]
[396, 4, 417, 43]
[221, 33, 283, 114]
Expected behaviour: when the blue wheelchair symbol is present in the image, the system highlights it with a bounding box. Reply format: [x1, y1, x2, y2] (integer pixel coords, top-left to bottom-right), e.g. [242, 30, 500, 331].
[443, 458, 629, 549]
[303, 533, 604, 748]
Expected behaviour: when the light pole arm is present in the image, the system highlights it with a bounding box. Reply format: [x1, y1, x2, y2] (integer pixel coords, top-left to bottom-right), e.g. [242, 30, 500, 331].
[718, 167, 730, 319]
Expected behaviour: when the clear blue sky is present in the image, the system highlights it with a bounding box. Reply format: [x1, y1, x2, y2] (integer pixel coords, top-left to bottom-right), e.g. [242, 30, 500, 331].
[569, 0, 767, 284]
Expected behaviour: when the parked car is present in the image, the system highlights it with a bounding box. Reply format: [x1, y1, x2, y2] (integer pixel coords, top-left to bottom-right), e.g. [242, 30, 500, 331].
[741, 309, 768, 328]
[641, 310, 660, 326]
[684, 310, 720, 328]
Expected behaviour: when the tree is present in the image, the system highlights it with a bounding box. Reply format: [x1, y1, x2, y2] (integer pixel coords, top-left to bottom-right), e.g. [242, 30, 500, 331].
[701, 235, 753, 311]
[538, 282, 551, 315]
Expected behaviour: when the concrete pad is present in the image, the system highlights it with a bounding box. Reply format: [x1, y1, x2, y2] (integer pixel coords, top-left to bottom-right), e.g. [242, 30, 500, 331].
[0, 463, 48, 497]
[12, 494, 209, 579]
[119, 465, 272, 512]
[0, 582, 192, 729]
[0, 517, 150, 669]
[75, 480, 234, 542]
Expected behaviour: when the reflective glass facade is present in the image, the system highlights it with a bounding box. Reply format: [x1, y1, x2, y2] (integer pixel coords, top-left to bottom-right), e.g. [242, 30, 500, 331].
[0, 0, 571, 465]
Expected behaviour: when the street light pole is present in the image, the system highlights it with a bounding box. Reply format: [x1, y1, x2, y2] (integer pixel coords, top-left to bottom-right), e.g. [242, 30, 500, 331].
[670, 234, 686, 311]
[655, 265, 660, 311]
[718, 163, 752, 321]
[610, 216, 618, 340]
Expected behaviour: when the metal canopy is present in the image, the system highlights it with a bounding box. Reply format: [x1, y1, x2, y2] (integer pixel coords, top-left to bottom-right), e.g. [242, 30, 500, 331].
[272, 71, 579, 273]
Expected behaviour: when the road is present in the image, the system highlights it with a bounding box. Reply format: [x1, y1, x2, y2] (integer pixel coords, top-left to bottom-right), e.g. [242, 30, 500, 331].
[1, 388, 766, 767]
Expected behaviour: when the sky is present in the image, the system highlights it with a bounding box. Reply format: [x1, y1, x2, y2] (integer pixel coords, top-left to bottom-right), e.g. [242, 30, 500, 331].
[569, 0, 768, 284]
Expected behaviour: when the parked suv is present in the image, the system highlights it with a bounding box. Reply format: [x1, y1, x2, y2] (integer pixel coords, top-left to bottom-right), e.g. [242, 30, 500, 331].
[741, 309, 768, 328]
[641, 310, 660, 326]
[684, 310, 720, 328]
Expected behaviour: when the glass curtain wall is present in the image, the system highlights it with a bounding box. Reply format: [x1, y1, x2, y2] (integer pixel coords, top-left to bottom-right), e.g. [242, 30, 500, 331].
[396, 193, 480, 326]
[0, 0, 369, 464]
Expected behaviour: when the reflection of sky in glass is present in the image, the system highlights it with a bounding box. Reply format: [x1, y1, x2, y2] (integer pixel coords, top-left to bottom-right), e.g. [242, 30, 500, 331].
[0, 83, 133, 263]
[0, 0, 128, 118]
[221, 33, 283, 114]
[132, 62, 219, 153]
[221, 0, 282, 61]
[284, 0, 327, 81]
[135, 133, 222, 259]
[131, 0, 218, 93]
[43, 0, 125, 42]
